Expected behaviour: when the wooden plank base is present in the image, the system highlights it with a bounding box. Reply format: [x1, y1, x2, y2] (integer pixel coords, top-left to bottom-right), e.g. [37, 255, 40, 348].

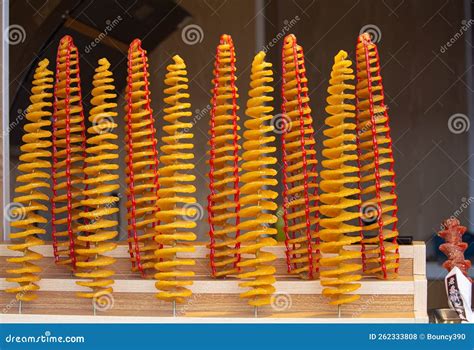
[1, 291, 414, 317]
[0, 242, 428, 323]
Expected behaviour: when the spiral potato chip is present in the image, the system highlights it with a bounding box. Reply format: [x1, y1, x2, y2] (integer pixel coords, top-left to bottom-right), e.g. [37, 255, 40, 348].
[236, 51, 278, 306]
[355, 33, 399, 279]
[207, 34, 242, 278]
[154, 55, 197, 303]
[74, 58, 119, 301]
[281, 34, 319, 279]
[124, 39, 160, 278]
[6, 59, 53, 301]
[51, 35, 88, 269]
[319, 50, 362, 305]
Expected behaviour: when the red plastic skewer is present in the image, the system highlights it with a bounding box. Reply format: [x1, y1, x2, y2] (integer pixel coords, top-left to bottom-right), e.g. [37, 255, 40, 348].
[51, 35, 87, 270]
[125, 39, 160, 276]
[281, 35, 318, 278]
[356, 33, 400, 278]
[207, 34, 241, 277]
[371, 40, 399, 274]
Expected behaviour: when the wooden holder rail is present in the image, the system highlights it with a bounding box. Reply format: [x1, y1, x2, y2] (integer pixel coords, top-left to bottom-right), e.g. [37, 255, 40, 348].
[1, 242, 427, 323]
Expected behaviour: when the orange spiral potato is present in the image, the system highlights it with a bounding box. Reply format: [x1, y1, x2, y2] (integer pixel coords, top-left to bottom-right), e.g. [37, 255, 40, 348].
[6, 59, 53, 301]
[319, 50, 362, 305]
[51, 35, 87, 268]
[75, 58, 119, 301]
[207, 34, 241, 278]
[355, 33, 399, 279]
[124, 39, 160, 278]
[281, 34, 319, 278]
[236, 51, 278, 306]
[154, 55, 197, 303]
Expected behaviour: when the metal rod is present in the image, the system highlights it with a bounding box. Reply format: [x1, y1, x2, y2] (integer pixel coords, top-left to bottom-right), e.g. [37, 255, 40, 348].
[93, 299, 96, 316]
[254, 305, 258, 318]
[337, 304, 341, 318]
[18, 300, 22, 315]
[172, 300, 176, 317]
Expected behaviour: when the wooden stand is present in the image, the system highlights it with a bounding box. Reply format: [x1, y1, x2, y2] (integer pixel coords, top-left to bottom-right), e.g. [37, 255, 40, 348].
[0, 242, 428, 323]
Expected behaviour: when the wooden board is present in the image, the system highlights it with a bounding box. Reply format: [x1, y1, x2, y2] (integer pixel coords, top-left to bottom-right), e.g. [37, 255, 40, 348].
[0, 242, 428, 323]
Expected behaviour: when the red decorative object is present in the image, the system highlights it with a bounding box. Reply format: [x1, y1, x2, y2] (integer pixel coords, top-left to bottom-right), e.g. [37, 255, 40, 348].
[281, 34, 319, 279]
[51, 35, 88, 270]
[207, 34, 241, 278]
[354, 33, 399, 279]
[124, 39, 160, 277]
[439, 218, 472, 281]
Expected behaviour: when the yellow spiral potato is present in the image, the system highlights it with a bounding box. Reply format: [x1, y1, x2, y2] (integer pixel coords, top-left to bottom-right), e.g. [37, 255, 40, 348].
[5, 59, 53, 301]
[52, 36, 87, 267]
[236, 51, 278, 306]
[154, 55, 197, 304]
[124, 39, 159, 277]
[355, 33, 399, 279]
[207, 34, 242, 277]
[281, 34, 319, 278]
[74, 58, 119, 301]
[319, 50, 362, 305]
